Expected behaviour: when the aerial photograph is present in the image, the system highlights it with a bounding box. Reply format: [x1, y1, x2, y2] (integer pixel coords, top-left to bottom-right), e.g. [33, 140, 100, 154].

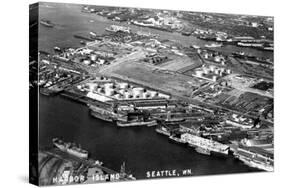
[29, 2, 274, 186]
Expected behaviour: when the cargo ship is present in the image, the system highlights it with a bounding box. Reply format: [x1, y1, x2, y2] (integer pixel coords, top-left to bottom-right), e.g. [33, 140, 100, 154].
[116, 119, 157, 127]
[195, 147, 211, 155]
[169, 135, 187, 144]
[105, 25, 131, 33]
[52, 138, 89, 159]
[40, 19, 54, 28]
[233, 146, 273, 171]
[181, 132, 230, 155]
[88, 103, 127, 122]
[131, 20, 173, 32]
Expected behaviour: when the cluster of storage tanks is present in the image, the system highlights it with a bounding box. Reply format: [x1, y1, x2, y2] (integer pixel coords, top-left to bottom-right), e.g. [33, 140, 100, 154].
[194, 65, 232, 81]
[82, 54, 106, 66]
[78, 81, 170, 100]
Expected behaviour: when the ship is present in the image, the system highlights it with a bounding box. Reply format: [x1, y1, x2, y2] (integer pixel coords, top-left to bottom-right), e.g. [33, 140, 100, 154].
[205, 43, 223, 48]
[181, 132, 230, 155]
[116, 119, 157, 127]
[105, 25, 131, 33]
[89, 32, 97, 38]
[131, 21, 173, 32]
[195, 147, 211, 155]
[40, 19, 54, 28]
[88, 102, 127, 122]
[233, 146, 273, 172]
[155, 126, 170, 136]
[181, 31, 192, 36]
[169, 135, 187, 144]
[52, 138, 89, 159]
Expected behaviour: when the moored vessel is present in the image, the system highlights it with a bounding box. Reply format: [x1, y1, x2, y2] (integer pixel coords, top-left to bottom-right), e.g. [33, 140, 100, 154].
[181, 132, 229, 155]
[205, 43, 223, 48]
[116, 120, 157, 127]
[52, 138, 89, 159]
[40, 19, 54, 27]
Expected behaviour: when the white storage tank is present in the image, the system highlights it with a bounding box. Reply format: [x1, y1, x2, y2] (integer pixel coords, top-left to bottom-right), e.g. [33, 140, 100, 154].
[105, 88, 114, 96]
[214, 69, 219, 75]
[83, 60, 91, 65]
[90, 54, 97, 61]
[209, 65, 215, 72]
[87, 83, 98, 92]
[114, 94, 122, 99]
[150, 91, 158, 98]
[124, 92, 131, 99]
[143, 92, 151, 99]
[132, 88, 144, 96]
[119, 89, 126, 95]
[97, 88, 103, 93]
[195, 70, 203, 77]
[119, 82, 128, 89]
[104, 83, 114, 89]
[203, 67, 209, 74]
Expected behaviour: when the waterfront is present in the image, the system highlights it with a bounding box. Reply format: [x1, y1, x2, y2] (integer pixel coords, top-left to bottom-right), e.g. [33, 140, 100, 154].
[39, 2, 272, 59]
[39, 94, 259, 179]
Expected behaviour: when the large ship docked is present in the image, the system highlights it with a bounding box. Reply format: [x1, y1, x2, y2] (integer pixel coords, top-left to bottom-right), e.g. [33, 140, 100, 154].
[116, 110, 157, 127]
[105, 25, 131, 33]
[117, 119, 157, 127]
[233, 146, 273, 171]
[181, 132, 230, 155]
[88, 101, 127, 122]
[52, 138, 89, 159]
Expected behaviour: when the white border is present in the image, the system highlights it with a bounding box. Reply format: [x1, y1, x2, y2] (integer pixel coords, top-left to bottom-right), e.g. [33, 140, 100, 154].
[0, 0, 279, 188]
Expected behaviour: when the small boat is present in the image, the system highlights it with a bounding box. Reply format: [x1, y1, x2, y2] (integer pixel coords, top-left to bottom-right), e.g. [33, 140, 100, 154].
[89, 32, 97, 37]
[40, 19, 54, 28]
[205, 43, 223, 48]
[80, 40, 86, 45]
[53, 46, 62, 52]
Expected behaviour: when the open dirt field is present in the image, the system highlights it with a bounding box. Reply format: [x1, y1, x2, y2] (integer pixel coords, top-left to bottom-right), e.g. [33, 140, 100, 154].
[100, 59, 202, 98]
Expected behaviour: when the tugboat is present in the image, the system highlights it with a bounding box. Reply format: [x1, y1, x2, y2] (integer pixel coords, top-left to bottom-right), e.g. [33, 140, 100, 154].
[52, 138, 89, 159]
[40, 19, 54, 28]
